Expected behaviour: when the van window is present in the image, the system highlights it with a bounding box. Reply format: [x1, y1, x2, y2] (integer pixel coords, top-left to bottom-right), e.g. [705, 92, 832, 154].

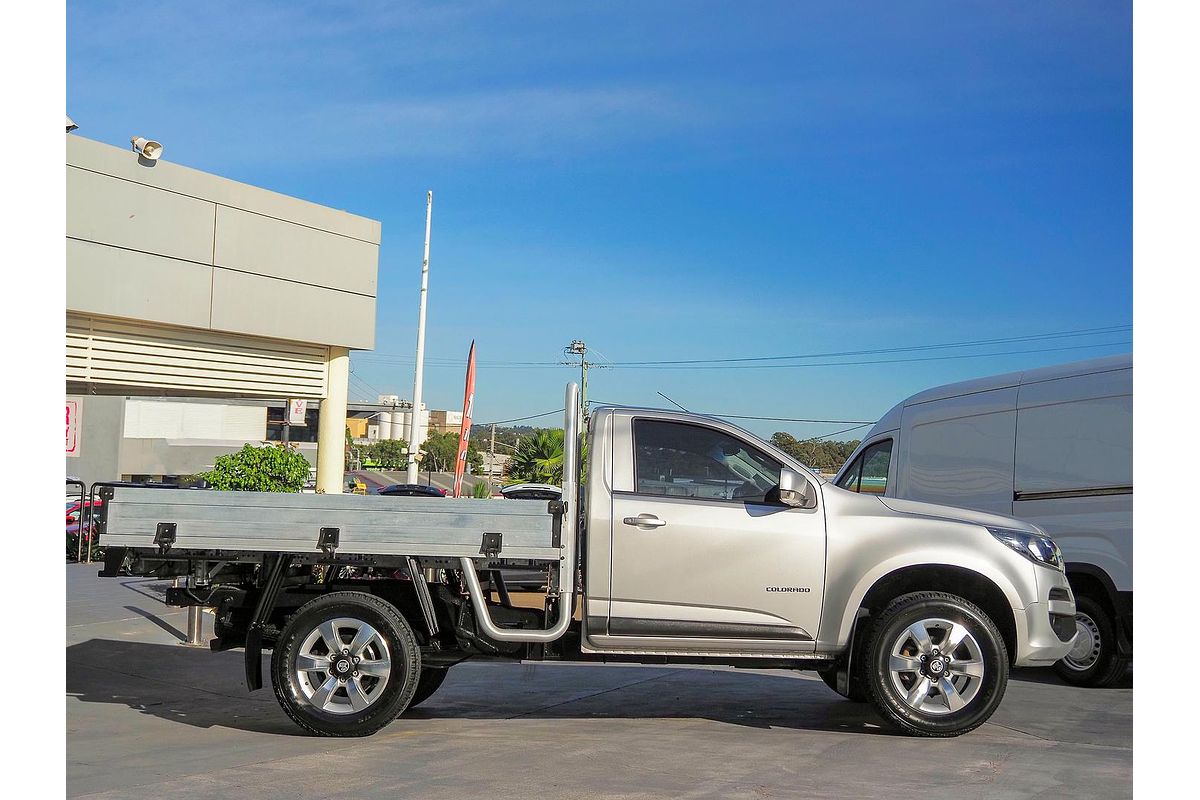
[633, 419, 781, 503]
[837, 439, 892, 495]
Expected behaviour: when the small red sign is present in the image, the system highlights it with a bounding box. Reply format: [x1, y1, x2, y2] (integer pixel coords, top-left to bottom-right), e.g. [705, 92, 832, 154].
[66, 398, 81, 457]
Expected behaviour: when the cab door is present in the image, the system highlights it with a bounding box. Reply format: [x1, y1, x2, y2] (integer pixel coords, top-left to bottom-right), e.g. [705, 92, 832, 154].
[594, 414, 825, 652]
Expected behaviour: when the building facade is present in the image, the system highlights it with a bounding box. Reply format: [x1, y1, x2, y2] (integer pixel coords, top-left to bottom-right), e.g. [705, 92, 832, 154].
[66, 134, 381, 491]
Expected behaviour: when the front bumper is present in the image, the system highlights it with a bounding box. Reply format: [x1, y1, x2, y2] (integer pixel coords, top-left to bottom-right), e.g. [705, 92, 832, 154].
[1013, 567, 1078, 667]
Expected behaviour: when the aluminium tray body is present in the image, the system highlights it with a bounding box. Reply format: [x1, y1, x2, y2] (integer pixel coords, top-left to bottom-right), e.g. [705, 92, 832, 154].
[100, 488, 560, 560]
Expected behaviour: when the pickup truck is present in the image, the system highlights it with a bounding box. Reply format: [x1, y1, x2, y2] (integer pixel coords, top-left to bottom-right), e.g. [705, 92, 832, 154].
[95, 383, 1077, 738]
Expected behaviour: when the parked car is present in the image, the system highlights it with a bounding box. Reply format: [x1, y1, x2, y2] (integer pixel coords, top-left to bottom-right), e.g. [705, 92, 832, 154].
[378, 484, 446, 498]
[499, 483, 562, 500]
[834, 354, 1130, 687]
[67, 499, 104, 560]
[66, 499, 103, 525]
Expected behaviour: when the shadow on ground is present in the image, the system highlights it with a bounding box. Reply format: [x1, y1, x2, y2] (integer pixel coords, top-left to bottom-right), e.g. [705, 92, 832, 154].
[1012, 665, 1133, 689]
[67, 638, 899, 738]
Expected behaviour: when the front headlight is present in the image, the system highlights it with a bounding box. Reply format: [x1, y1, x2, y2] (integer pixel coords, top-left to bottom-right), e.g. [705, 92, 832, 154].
[987, 527, 1065, 571]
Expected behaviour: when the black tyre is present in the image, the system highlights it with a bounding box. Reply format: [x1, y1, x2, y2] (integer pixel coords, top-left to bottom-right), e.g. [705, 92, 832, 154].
[1053, 594, 1129, 688]
[271, 591, 421, 737]
[405, 668, 450, 710]
[864, 591, 1009, 737]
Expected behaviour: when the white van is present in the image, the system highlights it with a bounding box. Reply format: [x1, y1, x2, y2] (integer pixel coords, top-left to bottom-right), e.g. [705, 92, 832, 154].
[834, 354, 1131, 686]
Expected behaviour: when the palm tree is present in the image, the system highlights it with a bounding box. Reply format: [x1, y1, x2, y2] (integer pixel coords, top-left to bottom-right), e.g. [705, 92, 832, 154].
[507, 429, 564, 484]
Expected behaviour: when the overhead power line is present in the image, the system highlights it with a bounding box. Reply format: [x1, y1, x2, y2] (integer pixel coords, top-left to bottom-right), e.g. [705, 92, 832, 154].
[623, 340, 1131, 370]
[351, 324, 1130, 371]
[474, 409, 566, 427]
[811, 423, 875, 441]
[610, 324, 1131, 366]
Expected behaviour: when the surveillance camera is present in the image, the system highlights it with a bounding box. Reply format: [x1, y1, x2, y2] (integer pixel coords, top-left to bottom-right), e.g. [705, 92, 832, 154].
[130, 136, 163, 161]
[66, 115, 78, 133]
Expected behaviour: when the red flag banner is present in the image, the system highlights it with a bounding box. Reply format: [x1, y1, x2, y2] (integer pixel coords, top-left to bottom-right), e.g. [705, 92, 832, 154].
[452, 340, 477, 498]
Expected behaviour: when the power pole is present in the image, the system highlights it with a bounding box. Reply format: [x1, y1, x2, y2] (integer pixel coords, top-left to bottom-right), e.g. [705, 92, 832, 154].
[489, 423, 496, 488]
[406, 191, 433, 483]
[563, 340, 592, 413]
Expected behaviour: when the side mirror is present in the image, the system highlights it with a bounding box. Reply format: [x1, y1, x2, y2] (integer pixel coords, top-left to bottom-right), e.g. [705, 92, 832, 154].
[778, 467, 815, 508]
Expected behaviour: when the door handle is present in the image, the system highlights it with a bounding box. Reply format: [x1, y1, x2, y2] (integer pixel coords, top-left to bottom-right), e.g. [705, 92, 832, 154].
[623, 514, 667, 528]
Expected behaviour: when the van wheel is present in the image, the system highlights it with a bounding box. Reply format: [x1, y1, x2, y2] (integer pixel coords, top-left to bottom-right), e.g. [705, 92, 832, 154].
[405, 667, 450, 710]
[1053, 595, 1129, 687]
[272, 591, 421, 736]
[864, 591, 1009, 737]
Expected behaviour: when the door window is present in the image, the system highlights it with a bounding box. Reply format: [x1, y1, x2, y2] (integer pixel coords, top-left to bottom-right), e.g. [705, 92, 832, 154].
[836, 439, 892, 495]
[633, 419, 782, 503]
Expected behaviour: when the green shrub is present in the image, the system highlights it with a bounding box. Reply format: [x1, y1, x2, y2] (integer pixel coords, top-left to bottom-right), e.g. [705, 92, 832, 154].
[201, 443, 312, 492]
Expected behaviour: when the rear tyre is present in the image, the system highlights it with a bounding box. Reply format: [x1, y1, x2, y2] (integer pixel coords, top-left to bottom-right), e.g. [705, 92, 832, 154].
[405, 667, 449, 710]
[272, 591, 421, 737]
[1053, 594, 1129, 688]
[864, 591, 1009, 737]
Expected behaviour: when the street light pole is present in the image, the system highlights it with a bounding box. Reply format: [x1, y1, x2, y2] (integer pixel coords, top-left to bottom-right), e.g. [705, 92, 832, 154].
[406, 191, 433, 484]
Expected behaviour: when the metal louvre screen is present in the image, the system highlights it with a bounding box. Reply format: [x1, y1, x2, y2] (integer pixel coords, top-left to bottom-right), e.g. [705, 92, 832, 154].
[67, 314, 329, 398]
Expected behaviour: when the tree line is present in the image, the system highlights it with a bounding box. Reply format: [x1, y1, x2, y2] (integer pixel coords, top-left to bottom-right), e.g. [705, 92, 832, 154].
[768, 433, 860, 473]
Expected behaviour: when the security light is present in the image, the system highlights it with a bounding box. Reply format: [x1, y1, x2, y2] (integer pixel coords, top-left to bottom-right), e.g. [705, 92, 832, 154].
[130, 136, 163, 161]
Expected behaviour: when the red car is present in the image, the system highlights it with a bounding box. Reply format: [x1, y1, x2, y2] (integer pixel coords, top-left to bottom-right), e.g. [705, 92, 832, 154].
[66, 499, 103, 526]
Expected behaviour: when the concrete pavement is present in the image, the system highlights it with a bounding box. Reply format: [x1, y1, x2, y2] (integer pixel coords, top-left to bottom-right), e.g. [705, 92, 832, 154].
[67, 564, 1131, 799]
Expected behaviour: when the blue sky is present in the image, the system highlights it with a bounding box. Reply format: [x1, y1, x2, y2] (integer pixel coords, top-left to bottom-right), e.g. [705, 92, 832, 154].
[66, 1, 1131, 440]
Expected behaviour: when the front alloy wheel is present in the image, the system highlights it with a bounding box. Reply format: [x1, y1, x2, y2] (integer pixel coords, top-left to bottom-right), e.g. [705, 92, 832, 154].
[865, 591, 1008, 737]
[886, 617, 986, 715]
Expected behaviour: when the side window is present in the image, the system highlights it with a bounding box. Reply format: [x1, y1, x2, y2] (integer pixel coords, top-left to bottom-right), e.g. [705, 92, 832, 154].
[633, 419, 782, 503]
[837, 439, 892, 495]
[837, 454, 862, 492]
[858, 440, 892, 494]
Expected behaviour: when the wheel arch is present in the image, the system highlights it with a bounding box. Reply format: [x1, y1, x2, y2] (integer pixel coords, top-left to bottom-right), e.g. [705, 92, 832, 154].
[844, 564, 1020, 665]
[1063, 562, 1120, 615]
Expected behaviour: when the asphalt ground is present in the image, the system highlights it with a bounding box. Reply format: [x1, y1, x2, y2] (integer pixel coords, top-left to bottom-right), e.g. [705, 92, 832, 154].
[66, 564, 1132, 799]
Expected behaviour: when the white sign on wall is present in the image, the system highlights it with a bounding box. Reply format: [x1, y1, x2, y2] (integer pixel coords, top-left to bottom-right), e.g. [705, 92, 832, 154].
[288, 399, 308, 426]
[123, 401, 266, 441]
[66, 396, 83, 458]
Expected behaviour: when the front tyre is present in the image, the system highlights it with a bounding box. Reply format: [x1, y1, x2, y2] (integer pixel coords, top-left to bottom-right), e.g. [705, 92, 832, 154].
[864, 591, 1009, 737]
[272, 591, 421, 737]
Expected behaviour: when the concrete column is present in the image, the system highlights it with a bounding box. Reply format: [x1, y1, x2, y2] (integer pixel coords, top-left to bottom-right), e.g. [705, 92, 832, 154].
[317, 347, 350, 493]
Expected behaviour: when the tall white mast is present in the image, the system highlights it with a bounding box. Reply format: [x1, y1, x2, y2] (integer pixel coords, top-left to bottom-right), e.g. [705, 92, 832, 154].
[406, 190, 433, 483]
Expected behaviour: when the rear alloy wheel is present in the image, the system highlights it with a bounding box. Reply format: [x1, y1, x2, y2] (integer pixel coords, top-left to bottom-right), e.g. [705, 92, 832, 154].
[272, 591, 420, 736]
[1053, 595, 1129, 687]
[865, 591, 1008, 737]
